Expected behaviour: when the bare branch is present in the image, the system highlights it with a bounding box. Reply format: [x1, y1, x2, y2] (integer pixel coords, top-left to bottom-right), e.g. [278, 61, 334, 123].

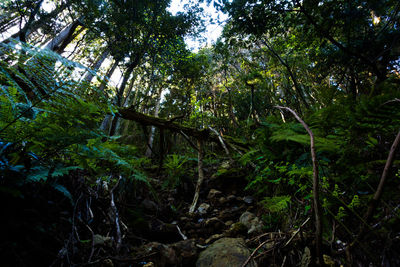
[274, 105, 323, 265]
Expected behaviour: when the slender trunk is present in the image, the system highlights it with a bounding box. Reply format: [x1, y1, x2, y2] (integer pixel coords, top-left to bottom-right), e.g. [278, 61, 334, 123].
[275, 106, 322, 265]
[189, 139, 204, 214]
[262, 39, 309, 111]
[45, 17, 84, 53]
[84, 49, 110, 83]
[0, 14, 19, 34]
[99, 59, 119, 92]
[145, 89, 162, 157]
[55, 25, 84, 54]
[356, 129, 400, 238]
[158, 129, 165, 173]
[226, 87, 239, 127]
[1, 0, 44, 43]
[20, 0, 45, 43]
[109, 60, 137, 136]
[99, 60, 120, 133]
[115, 77, 136, 135]
[3, 0, 71, 44]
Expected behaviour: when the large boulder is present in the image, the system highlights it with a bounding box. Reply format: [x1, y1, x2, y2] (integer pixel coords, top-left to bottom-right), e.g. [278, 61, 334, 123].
[196, 237, 257, 267]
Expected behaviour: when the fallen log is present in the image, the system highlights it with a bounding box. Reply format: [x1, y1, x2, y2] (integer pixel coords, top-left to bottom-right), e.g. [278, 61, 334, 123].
[117, 106, 247, 149]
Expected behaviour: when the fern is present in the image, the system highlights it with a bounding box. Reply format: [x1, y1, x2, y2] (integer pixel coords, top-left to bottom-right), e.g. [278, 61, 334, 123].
[0, 40, 149, 201]
[261, 195, 291, 213]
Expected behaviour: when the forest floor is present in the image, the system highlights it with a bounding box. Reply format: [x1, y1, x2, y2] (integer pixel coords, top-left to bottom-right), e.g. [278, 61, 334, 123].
[108, 162, 309, 267]
[1, 161, 310, 267]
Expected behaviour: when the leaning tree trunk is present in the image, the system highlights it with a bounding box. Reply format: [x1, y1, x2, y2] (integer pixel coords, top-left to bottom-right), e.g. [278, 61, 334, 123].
[145, 88, 162, 157]
[1, 0, 44, 44]
[19, 0, 44, 43]
[45, 16, 84, 53]
[353, 128, 400, 242]
[3, 0, 71, 44]
[99, 59, 119, 93]
[114, 77, 136, 135]
[108, 60, 137, 136]
[84, 49, 110, 83]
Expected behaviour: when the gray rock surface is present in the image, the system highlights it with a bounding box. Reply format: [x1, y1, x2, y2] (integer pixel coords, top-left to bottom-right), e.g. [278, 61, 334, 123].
[239, 211, 264, 235]
[196, 237, 257, 267]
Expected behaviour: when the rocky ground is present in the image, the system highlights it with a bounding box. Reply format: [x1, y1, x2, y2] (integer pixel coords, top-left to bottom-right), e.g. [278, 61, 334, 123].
[105, 166, 310, 267]
[0, 163, 311, 266]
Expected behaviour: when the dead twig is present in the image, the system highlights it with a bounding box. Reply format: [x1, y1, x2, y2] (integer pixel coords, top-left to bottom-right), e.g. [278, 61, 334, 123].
[110, 176, 122, 251]
[176, 225, 187, 240]
[283, 217, 310, 247]
[241, 239, 273, 267]
[209, 126, 232, 161]
[380, 98, 400, 106]
[280, 255, 287, 267]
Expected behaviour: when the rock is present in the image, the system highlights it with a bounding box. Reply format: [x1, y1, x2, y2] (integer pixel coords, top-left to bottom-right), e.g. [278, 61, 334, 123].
[205, 217, 224, 229]
[143, 242, 178, 267]
[218, 197, 227, 205]
[227, 195, 236, 202]
[225, 220, 234, 227]
[205, 233, 224, 244]
[171, 239, 199, 266]
[142, 198, 158, 212]
[239, 211, 264, 235]
[207, 189, 222, 200]
[197, 203, 210, 215]
[225, 222, 247, 237]
[196, 238, 257, 267]
[143, 263, 154, 267]
[147, 219, 182, 242]
[243, 196, 255, 204]
[101, 259, 114, 267]
[239, 211, 256, 224]
[218, 204, 246, 221]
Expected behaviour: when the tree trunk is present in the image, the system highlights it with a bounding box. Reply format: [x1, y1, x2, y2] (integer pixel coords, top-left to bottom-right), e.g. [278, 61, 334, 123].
[99, 60, 120, 133]
[99, 59, 119, 92]
[19, 0, 45, 43]
[0, 13, 19, 35]
[353, 128, 400, 241]
[115, 77, 136, 135]
[118, 108, 248, 149]
[189, 139, 204, 214]
[3, 0, 71, 44]
[262, 39, 309, 111]
[108, 60, 137, 136]
[84, 49, 110, 83]
[145, 89, 162, 157]
[45, 17, 84, 53]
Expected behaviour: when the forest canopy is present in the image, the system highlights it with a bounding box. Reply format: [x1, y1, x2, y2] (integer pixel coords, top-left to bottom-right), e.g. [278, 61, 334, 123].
[0, 0, 400, 266]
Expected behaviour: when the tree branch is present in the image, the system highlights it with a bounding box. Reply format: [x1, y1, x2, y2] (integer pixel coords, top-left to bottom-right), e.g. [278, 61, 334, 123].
[275, 105, 323, 265]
